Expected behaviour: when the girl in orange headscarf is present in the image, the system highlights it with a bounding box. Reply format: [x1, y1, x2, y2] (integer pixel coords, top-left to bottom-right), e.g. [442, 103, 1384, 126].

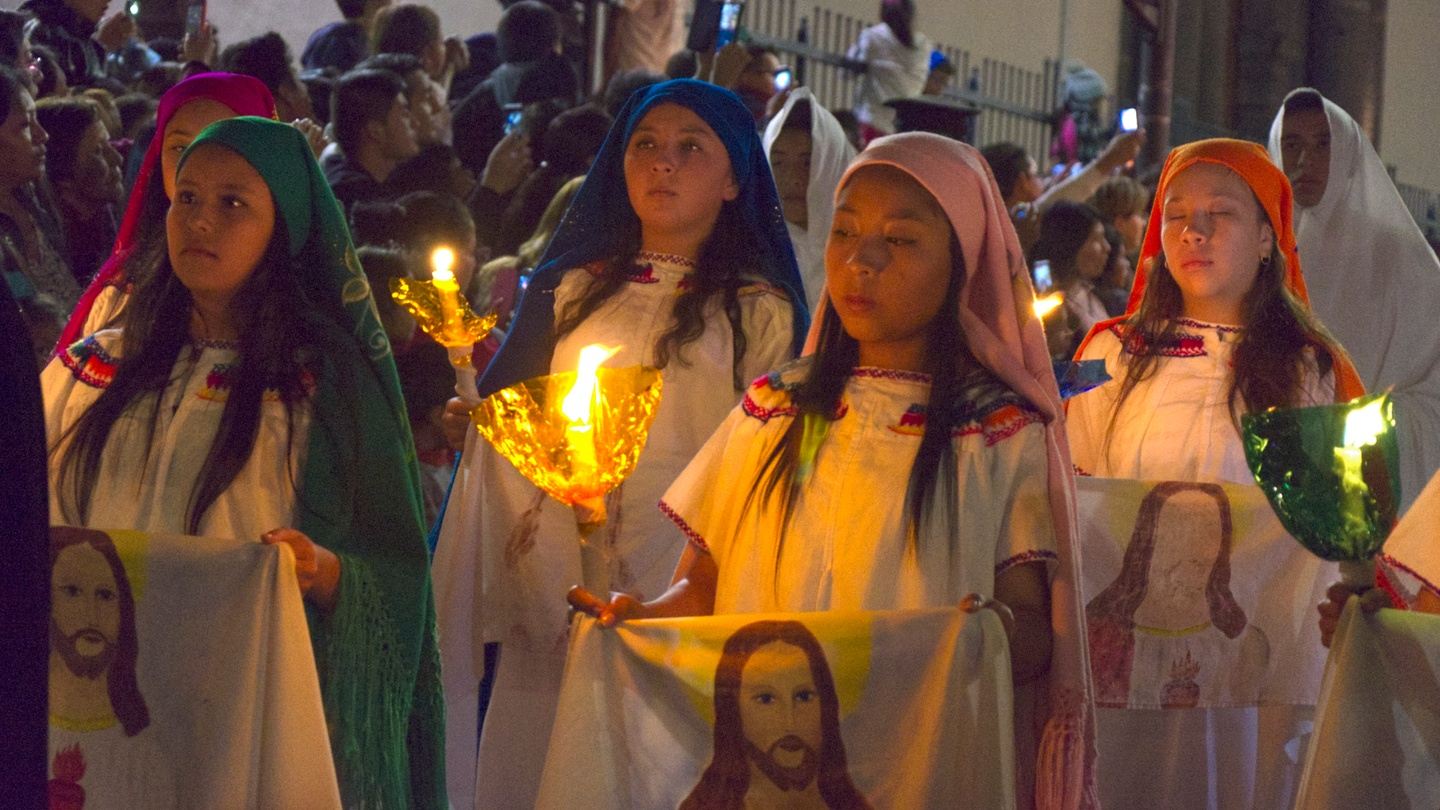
[1065, 139, 1362, 809]
[1067, 138, 1362, 483]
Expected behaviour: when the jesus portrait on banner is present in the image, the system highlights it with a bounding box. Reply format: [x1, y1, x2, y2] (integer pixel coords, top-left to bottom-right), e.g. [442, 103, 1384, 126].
[680, 619, 872, 809]
[1086, 482, 1271, 708]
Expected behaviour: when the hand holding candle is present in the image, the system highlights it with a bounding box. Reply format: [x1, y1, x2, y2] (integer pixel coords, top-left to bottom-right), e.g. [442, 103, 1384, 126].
[470, 343, 663, 594]
[388, 245, 498, 404]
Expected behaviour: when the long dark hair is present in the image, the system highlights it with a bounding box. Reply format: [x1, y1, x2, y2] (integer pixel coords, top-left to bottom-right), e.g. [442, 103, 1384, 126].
[1105, 241, 1339, 448]
[54, 178, 328, 534]
[750, 230, 973, 543]
[680, 620, 871, 809]
[553, 199, 756, 391]
[879, 0, 916, 49]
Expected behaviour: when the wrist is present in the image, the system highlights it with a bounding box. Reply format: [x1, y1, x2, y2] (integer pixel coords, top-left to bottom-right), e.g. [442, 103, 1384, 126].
[311, 546, 342, 612]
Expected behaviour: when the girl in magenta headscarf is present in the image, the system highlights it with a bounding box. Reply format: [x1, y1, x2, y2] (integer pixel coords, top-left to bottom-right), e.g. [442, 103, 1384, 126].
[54, 72, 276, 353]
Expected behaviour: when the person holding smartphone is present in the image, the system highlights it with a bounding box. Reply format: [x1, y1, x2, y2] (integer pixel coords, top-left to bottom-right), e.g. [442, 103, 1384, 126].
[19, 0, 131, 90]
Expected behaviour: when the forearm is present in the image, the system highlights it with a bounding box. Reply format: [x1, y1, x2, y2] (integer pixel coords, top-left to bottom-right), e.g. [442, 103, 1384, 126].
[642, 546, 717, 618]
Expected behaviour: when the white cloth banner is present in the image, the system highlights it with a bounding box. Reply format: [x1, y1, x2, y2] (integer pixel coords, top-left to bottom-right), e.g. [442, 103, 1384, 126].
[1076, 477, 1334, 709]
[46, 527, 340, 810]
[537, 607, 1015, 809]
[1297, 601, 1440, 808]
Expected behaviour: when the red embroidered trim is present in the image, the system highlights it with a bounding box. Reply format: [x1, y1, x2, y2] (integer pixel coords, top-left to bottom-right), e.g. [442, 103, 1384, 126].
[995, 549, 1058, 575]
[636, 250, 698, 268]
[853, 367, 933, 384]
[1175, 317, 1242, 334]
[60, 338, 117, 389]
[658, 499, 709, 552]
[981, 403, 1043, 445]
[1073, 465, 1093, 477]
[1380, 553, 1439, 606]
[742, 392, 799, 423]
[1116, 324, 1209, 358]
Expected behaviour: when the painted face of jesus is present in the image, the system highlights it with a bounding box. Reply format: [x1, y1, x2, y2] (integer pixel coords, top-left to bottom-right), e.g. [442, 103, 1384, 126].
[739, 641, 823, 790]
[51, 544, 122, 680]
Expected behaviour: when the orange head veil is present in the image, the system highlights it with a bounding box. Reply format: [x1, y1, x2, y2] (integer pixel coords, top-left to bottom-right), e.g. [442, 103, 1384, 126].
[1075, 138, 1363, 401]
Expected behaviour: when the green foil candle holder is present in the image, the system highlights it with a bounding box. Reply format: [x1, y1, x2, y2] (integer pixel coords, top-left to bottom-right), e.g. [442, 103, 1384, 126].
[1242, 392, 1400, 588]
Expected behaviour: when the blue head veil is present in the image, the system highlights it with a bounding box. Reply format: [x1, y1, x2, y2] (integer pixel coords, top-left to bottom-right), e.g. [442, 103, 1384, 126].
[476, 79, 808, 397]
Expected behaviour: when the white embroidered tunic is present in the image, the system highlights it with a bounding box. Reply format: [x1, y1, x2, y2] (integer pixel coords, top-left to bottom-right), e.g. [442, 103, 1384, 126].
[1065, 318, 1338, 810]
[1067, 318, 1334, 482]
[42, 330, 308, 540]
[661, 359, 1058, 614]
[431, 253, 797, 809]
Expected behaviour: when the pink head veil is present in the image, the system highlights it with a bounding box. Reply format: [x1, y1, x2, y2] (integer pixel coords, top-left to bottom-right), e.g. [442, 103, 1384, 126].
[808, 132, 1099, 809]
[54, 72, 277, 354]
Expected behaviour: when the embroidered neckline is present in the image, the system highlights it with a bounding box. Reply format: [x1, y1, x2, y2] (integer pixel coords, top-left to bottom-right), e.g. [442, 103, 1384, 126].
[192, 337, 240, 351]
[50, 711, 118, 733]
[852, 367, 933, 384]
[1134, 620, 1212, 638]
[1174, 317, 1242, 334]
[636, 250, 698, 268]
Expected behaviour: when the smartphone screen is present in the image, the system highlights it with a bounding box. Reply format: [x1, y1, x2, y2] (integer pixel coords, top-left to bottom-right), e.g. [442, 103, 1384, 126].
[774, 67, 793, 93]
[1119, 107, 1139, 133]
[504, 109, 523, 135]
[185, 1, 206, 37]
[716, 1, 744, 47]
[1032, 260, 1053, 294]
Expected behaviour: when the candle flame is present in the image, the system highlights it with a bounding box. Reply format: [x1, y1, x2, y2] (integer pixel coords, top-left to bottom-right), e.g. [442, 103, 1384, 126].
[431, 246, 456, 281]
[1033, 292, 1064, 319]
[1343, 396, 1389, 449]
[562, 345, 620, 423]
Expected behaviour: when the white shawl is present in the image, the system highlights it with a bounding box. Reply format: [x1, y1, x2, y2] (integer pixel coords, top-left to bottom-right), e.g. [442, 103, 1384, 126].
[762, 88, 856, 312]
[1268, 89, 1440, 515]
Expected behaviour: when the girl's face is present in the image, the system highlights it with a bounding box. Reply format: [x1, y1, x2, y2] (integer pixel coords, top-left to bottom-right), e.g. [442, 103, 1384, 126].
[0, 88, 45, 187]
[623, 103, 738, 245]
[69, 118, 124, 205]
[769, 126, 812, 230]
[1074, 220, 1110, 283]
[825, 165, 952, 366]
[1160, 163, 1274, 319]
[167, 144, 277, 310]
[161, 98, 238, 201]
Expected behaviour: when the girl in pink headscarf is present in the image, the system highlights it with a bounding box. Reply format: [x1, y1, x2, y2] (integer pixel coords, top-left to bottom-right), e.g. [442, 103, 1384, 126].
[577, 132, 1098, 809]
[54, 72, 276, 353]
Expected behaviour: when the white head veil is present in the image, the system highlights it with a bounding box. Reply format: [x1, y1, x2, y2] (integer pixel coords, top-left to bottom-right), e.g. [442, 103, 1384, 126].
[763, 88, 857, 311]
[1268, 88, 1440, 517]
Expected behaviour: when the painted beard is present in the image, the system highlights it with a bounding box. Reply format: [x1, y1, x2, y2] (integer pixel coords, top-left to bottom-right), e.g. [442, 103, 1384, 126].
[745, 734, 819, 791]
[50, 618, 115, 680]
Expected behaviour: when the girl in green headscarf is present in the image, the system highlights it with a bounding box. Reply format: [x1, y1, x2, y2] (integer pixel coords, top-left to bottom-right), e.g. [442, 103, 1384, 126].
[44, 116, 445, 808]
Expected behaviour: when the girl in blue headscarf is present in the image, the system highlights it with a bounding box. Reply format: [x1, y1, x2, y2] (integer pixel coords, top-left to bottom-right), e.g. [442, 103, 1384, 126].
[432, 79, 808, 808]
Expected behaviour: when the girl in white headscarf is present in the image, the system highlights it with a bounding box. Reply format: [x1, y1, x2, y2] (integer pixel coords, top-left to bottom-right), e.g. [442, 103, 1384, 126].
[763, 88, 856, 311]
[1268, 88, 1440, 515]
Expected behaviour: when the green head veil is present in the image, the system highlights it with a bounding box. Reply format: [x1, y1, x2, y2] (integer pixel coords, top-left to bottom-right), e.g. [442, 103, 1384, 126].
[180, 116, 446, 808]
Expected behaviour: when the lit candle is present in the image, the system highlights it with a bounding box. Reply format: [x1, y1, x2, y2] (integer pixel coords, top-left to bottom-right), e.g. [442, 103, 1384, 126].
[431, 246, 459, 340]
[561, 345, 619, 493]
[1033, 291, 1065, 319]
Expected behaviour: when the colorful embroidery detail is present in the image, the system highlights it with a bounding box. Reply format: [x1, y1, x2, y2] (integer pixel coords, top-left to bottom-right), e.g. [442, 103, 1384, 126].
[887, 404, 928, 435]
[995, 548, 1058, 575]
[1175, 317, 1242, 335]
[659, 500, 709, 552]
[853, 367, 933, 384]
[636, 250, 697, 268]
[60, 336, 118, 389]
[197, 364, 315, 403]
[1114, 323, 1209, 358]
[738, 280, 789, 300]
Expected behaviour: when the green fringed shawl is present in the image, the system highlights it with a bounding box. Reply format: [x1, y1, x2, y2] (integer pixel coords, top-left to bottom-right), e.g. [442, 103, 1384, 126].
[181, 118, 446, 808]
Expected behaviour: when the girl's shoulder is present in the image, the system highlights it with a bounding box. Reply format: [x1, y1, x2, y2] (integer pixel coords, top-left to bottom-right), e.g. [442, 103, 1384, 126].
[739, 356, 811, 424]
[56, 329, 123, 390]
[947, 367, 1048, 446]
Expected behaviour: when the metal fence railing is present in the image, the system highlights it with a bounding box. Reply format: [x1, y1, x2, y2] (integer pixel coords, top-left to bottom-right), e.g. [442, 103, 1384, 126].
[741, 0, 1068, 162]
